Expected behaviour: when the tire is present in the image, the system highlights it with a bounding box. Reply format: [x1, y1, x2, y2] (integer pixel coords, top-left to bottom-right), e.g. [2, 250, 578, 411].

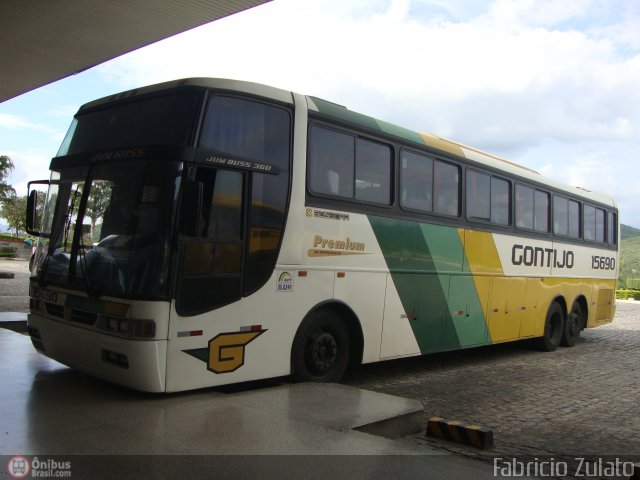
[291, 309, 350, 382]
[535, 302, 564, 352]
[561, 301, 583, 347]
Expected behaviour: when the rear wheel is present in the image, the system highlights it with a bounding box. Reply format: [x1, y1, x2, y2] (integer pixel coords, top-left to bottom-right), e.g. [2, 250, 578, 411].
[535, 301, 564, 352]
[291, 309, 349, 382]
[561, 301, 583, 347]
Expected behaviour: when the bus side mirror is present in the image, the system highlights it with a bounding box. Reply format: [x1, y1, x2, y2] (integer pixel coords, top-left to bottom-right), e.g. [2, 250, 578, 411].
[26, 180, 49, 237]
[179, 180, 203, 237]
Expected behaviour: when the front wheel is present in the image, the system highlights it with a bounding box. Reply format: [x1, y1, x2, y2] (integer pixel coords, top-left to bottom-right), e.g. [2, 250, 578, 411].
[291, 309, 350, 382]
[561, 301, 584, 347]
[534, 301, 564, 352]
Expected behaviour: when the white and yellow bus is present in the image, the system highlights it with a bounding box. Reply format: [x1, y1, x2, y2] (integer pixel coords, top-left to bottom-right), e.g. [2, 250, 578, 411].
[26, 78, 619, 392]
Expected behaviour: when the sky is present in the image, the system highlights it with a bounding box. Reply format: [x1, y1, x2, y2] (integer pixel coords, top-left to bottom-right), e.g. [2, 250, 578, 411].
[1, 0, 639, 226]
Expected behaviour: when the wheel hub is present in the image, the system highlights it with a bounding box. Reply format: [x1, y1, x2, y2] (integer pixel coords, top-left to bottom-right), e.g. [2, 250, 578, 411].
[568, 311, 579, 336]
[312, 332, 337, 371]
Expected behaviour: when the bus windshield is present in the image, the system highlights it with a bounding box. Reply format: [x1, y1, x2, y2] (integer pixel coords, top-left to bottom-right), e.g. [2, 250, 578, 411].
[34, 160, 181, 299]
[57, 89, 201, 156]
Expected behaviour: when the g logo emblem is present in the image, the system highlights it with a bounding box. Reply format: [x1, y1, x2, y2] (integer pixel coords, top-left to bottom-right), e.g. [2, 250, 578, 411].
[207, 330, 266, 373]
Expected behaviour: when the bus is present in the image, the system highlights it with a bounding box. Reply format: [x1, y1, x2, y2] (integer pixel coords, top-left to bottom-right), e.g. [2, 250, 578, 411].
[26, 78, 619, 392]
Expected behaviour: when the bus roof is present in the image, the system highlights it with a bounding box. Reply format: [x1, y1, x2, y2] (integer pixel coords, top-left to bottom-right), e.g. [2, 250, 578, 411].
[77, 77, 615, 209]
[78, 77, 295, 112]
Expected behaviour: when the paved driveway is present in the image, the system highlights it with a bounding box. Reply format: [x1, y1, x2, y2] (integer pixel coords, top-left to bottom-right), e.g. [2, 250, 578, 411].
[344, 301, 640, 472]
[0, 257, 29, 312]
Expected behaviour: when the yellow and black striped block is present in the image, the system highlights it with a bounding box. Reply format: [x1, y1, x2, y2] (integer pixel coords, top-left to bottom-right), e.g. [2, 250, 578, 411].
[426, 416, 494, 449]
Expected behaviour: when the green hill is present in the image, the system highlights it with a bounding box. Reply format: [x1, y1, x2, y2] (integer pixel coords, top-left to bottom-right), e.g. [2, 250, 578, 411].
[619, 224, 640, 288]
[621, 224, 640, 240]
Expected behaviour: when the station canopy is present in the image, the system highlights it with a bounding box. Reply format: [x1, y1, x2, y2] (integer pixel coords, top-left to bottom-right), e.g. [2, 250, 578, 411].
[0, 0, 270, 103]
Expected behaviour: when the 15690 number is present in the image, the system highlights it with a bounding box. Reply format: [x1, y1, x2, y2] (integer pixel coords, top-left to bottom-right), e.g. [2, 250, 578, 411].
[591, 255, 616, 270]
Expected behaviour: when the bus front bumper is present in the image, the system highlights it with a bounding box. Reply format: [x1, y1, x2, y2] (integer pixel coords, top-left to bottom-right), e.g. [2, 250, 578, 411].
[27, 313, 167, 393]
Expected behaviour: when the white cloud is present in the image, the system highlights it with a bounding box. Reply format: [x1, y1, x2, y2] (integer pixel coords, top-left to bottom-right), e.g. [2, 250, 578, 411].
[45, 104, 80, 119]
[9, 0, 640, 225]
[483, 0, 595, 29]
[98, 0, 638, 120]
[2, 150, 51, 197]
[0, 113, 63, 139]
[539, 156, 637, 227]
[0, 113, 41, 130]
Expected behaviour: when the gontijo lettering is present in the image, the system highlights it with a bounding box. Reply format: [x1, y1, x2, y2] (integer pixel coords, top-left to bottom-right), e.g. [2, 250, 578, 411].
[512, 244, 574, 269]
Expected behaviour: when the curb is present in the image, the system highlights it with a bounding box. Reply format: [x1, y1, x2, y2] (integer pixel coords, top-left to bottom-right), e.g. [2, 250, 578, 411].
[426, 416, 494, 449]
[0, 320, 28, 334]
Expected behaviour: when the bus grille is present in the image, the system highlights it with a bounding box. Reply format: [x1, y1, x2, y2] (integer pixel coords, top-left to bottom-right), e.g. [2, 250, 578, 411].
[70, 309, 98, 326]
[44, 303, 97, 326]
[45, 303, 64, 318]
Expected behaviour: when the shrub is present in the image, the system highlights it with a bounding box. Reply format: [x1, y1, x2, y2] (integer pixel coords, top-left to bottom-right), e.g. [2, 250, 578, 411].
[616, 290, 631, 300]
[616, 289, 640, 300]
[0, 246, 17, 258]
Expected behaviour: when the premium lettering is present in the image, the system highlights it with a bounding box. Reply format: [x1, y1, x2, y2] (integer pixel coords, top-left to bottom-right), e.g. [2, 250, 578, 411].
[313, 234, 365, 252]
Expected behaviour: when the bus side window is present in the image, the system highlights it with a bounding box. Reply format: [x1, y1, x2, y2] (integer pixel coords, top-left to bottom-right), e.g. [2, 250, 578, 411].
[516, 184, 534, 229]
[553, 196, 568, 236]
[584, 204, 596, 241]
[491, 177, 510, 225]
[534, 190, 549, 232]
[516, 185, 549, 232]
[554, 196, 580, 239]
[326, 170, 340, 195]
[309, 126, 353, 198]
[400, 150, 433, 212]
[355, 138, 392, 205]
[466, 171, 510, 225]
[595, 208, 605, 243]
[582, 205, 606, 243]
[608, 211, 617, 245]
[466, 170, 490, 221]
[177, 167, 244, 316]
[205, 170, 243, 241]
[309, 125, 392, 205]
[434, 160, 459, 217]
[568, 199, 580, 238]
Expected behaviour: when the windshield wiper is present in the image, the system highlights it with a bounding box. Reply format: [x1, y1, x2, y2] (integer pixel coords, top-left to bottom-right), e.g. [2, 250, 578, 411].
[38, 185, 82, 287]
[77, 235, 101, 298]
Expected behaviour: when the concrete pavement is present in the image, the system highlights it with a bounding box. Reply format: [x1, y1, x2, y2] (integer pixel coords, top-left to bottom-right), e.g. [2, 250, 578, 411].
[0, 257, 29, 314]
[0, 327, 512, 479]
[344, 302, 640, 476]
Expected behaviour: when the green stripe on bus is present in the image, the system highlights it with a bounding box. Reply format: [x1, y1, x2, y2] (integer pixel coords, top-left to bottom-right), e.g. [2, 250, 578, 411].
[370, 216, 491, 352]
[419, 224, 489, 347]
[369, 216, 461, 352]
[311, 96, 425, 146]
[374, 119, 425, 145]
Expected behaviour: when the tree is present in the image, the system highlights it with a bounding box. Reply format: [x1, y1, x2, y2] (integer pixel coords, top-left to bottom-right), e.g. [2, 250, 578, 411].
[85, 182, 112, 242]
[0, 155, 15, 202]
[0, 193, 27, 236]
